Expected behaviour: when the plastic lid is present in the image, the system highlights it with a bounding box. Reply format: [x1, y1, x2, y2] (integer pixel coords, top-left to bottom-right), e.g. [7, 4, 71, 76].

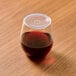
[23, 13, 51, 29]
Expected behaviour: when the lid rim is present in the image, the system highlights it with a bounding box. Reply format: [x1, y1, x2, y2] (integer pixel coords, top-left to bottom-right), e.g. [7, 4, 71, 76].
[23, 13, 52, 29]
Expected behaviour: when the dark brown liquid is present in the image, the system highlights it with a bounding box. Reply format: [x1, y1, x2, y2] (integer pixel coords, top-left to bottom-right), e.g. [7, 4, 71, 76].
[21, 31, 53, 62]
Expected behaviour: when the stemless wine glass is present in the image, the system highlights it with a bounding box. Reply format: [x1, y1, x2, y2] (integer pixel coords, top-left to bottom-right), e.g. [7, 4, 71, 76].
[20, 13, 53, 63]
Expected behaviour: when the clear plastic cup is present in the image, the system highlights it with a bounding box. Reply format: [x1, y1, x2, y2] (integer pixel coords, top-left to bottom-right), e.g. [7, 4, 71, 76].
[20, 13, 53, 63]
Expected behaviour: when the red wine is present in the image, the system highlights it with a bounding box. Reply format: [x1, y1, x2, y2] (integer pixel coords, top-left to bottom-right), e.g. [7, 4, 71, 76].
[21, 31, 53, 62]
